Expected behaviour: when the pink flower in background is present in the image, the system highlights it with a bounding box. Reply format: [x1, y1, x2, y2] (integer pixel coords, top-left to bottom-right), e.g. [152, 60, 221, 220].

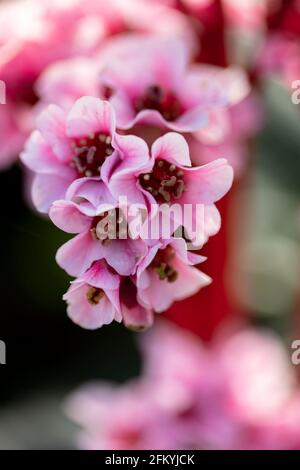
[189, 92, 264, 176]
[0, 0, 196, 169]
[65, 321, 300, 450]
[258, 33, 300, 86]
[98, 35, 249, 137]
[21, 97, 120, 212]
[65, 381, 180, 449]
[136, 238, 211, 312]
[0, 0, 124, 168]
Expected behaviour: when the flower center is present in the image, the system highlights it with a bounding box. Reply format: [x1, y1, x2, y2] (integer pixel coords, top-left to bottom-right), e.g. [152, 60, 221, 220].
[134, 84, 182, 121]
[86, 286, 105, 305]
[120, 278, 138, 310]
[90, 209, 127, 245]
[70, 133, 113, 177]
[151, 246, 178, 282]
[139, 159, 185, 203]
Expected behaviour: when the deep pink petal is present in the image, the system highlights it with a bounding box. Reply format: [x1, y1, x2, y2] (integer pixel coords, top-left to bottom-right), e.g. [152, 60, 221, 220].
[66, 178, 116, 214]
[122, 301, 153, 332]
[83, 260, 120, 291]
[138, 260, 211, 313]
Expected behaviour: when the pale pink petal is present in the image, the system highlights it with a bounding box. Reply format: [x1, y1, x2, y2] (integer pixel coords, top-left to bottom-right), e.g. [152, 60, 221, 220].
[103, 133, 151, 205]
[170, 238, 206, 265]
[218, 66, 250, 106]
[20, 130, 62, 173]
[66, 96, 116, 138]
[107, 92, 136, 130]
[113, 133, 150, 173]
[117, 108, 207, 133]
[37, 104, 72, 162]
[100, 35, 187, 94]
[64, 282, 120, 330]
[36, 57, 99, 109]
[56, 231, 104, 277]
[138, 260, 211, 313]
[151, 132, 191, 167]
[182, 159, 234, 205]
[203, 204, 222, 239]
[31, 171, 74, 213]
[49, 200, 91, 234]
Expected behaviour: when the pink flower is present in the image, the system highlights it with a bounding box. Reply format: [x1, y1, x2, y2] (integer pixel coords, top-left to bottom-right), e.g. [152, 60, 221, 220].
[98, 35, 249, 136]
[64, 260, 153, 331]
[49, 182, 148, 277]
[107, 131, 234, 244]
[258, 33, 300, 86]
[0, 0, 122, 168]
[136, 238, 211, 312]
[65, 322, 300, 449]
[63, 260, 121, 330]
[21, 96, 122, 212]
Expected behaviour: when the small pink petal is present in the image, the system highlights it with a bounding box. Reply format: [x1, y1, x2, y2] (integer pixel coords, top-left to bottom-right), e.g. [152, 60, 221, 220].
[37, 104, 72, 162]
[49, 200, 91, 234]
[182, 159, 234, 205]
[56, 231, 104, 277]
[151, 132, 191, 167]
[31, 171, 74, 213]
[66, 96, 116, 138]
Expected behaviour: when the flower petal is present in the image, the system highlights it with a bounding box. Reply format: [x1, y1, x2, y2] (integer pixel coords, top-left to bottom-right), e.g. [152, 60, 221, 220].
[182, 159, 234, 205]
[56, 231, 104, 277]
[31, 172, 74, 213]
[49, 200, 91, 234]
[151, 132, 191, 167]
[66, 96, 116, 138]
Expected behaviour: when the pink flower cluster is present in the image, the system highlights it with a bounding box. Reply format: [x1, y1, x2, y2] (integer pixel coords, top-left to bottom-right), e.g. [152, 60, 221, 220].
[65, 321, 300, 450]
[20, 34, 252, 331]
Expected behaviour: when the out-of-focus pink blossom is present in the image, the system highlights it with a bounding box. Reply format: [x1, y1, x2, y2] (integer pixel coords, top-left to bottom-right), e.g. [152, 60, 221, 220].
[97, 35, 249, 137]
[0, 0, 194, 168]
[65, 321, 300, 449]
[0, 0, 122, 167]
[189, 92, 264, 176]
[49, 188, 148, 277]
